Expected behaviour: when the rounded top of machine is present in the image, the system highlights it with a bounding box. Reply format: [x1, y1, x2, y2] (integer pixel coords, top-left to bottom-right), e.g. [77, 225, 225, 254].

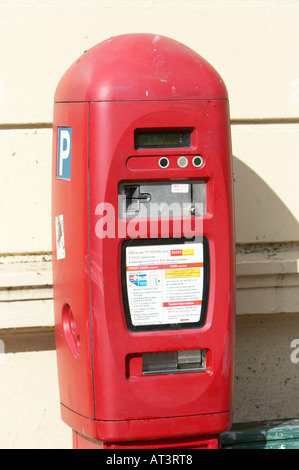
[54, 33, 228, 102]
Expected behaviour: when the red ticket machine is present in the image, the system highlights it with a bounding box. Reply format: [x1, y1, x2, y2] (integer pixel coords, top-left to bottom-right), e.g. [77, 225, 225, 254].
[52, 34, 235, 449]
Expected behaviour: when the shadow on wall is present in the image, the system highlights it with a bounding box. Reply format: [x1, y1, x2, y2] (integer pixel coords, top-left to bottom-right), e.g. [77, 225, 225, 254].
[233, 157, 299, 244]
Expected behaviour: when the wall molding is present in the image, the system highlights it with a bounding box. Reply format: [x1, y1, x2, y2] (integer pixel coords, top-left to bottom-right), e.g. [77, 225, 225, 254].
[0, 246, 298, 329]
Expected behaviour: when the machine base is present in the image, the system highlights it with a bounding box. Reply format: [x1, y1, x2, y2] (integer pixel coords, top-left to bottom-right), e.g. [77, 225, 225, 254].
[73, 430, 220, 449]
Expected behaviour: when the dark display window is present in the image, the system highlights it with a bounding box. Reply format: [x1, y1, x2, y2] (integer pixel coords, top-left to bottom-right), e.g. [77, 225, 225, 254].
[134, 129, 192, 149]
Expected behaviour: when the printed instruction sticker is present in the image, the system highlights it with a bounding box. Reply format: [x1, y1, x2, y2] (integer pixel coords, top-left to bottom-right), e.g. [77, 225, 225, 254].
[126, 242, 204, 326]
[55, 214, 66, 260]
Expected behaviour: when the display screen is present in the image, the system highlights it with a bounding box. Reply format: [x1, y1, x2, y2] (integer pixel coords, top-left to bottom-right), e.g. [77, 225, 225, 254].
[134, 129, 192, 149]
[121, 237, 209, 332]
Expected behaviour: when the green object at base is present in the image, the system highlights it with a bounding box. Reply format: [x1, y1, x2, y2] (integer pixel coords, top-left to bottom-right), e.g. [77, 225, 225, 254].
[221, 419, 299, 449]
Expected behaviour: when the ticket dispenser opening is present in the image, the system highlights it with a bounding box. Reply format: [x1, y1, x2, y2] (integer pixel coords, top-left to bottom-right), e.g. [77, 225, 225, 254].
[52, 34, 235, 449]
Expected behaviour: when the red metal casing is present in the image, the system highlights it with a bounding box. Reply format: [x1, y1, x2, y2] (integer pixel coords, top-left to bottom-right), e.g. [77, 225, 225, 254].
[52, 34, 235, 446]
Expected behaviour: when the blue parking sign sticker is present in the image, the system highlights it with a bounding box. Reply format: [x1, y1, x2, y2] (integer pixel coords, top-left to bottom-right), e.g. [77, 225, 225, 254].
[57, 127, 72, 180]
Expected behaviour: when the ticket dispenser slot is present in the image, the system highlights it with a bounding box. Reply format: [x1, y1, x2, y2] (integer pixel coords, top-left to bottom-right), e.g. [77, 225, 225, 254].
[119, 180, 206, 218]
[142, 349, 207, 375]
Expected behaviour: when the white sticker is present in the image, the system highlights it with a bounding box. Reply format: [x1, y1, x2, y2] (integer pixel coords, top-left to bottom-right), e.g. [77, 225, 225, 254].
[55, 214, 66, 260]
[171, 183, 190, 193]
[126, 242, 204, 326]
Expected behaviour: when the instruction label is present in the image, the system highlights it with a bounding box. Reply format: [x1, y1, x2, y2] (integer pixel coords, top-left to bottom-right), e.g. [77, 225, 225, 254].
[126, 242, 204, 326]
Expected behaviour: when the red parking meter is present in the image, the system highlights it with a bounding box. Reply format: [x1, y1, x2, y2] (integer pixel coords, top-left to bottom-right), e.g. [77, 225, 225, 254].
[52, 34, 235, 449]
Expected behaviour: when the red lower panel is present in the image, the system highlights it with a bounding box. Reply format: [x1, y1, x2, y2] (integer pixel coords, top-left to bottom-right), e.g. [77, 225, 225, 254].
[62, 404, 230, 444]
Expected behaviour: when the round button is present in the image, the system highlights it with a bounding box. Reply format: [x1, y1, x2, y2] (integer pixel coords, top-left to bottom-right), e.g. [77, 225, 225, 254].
[159, 157, 169, 168]
[192, 156, 203, 167]
[177, 156, 188, 168]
